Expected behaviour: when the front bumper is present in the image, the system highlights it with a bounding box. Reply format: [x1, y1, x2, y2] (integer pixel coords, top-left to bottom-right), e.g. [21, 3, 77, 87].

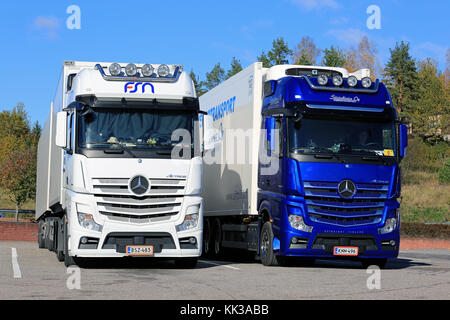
[66, 192, 203, 258]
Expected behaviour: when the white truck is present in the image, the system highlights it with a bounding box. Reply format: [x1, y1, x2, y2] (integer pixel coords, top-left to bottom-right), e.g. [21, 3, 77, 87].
[36, 61, 213, 267]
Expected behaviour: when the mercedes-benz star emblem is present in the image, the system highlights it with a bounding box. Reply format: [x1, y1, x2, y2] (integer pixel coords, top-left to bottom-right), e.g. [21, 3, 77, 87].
[129, 176, 149, 196]
[338, 179, 356, 198]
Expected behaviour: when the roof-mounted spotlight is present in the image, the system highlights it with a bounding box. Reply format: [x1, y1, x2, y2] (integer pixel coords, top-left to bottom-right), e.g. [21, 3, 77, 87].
[361, 77, 372, 88]
[125, 63, 137, 76]
[109, 63, 121, 76]
[317, 75, 328, 86]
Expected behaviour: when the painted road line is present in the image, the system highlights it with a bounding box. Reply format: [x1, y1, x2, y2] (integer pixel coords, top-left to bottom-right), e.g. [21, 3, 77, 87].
[11, 248, 22, 279]
[199, 260, 240, 270]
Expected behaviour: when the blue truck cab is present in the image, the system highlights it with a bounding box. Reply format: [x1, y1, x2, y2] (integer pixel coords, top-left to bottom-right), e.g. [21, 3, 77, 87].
[258, 65, 408, 267]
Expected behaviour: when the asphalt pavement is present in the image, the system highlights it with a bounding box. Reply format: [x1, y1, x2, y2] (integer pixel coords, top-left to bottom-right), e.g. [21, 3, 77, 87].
[0, 241, 448, 300]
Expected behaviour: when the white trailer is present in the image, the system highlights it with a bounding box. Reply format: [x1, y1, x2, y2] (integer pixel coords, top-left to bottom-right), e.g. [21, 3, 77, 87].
[36, 61, 212, 267]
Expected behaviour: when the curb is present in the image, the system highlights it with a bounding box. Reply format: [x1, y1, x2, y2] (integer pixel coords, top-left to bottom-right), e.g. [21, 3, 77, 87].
[400, 238, 450, 250]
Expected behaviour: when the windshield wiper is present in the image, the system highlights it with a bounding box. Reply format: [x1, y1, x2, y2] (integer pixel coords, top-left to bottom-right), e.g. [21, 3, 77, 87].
[292, 147, 332, 154]
[101, 142, 137, 158]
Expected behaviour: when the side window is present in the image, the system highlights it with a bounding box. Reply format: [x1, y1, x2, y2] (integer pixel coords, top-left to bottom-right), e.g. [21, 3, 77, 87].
[273, 118, 283, 157]
[66, 112, 74, 152]
[264, 116, 283, 157]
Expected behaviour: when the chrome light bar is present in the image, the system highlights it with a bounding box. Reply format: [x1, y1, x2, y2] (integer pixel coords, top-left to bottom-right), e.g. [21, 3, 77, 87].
[95, 64, 182, 83]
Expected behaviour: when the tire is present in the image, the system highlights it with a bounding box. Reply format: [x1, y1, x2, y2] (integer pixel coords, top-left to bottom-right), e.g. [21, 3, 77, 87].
[212, 218, 222, 257]
[63, 217, 76, 267]
[202, 218, 212, 257]
[260, 222, 279, 266]
[38, 219, 45, 249]
[56, 220, 65, 262]
[174, 257, 198, 269]
[361, 258, 387, 269]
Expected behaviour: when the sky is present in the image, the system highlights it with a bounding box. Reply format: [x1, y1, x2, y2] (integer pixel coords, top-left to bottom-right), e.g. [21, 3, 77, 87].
[0, 0, 448, 126]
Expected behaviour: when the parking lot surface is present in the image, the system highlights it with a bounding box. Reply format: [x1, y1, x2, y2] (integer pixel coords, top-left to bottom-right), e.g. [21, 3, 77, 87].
[0, 241, 448, 300]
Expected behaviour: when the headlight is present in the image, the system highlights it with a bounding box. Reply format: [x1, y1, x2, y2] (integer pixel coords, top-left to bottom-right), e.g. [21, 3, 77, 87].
[77, 212, 103, 232]
[109, 63, 121, 76]
[125, 63, 138, 76]
[157, 64, 170, 77]
[141, 64, 154, 77]
[347, 76, 358, 87]
[361, 77, 372, 88]
[332, 75, 343, 86]
[318, 75, 328, 86]
[176, 205, 200, 232]
[378, 217, 397, 234]
[288, 214, 313, 233]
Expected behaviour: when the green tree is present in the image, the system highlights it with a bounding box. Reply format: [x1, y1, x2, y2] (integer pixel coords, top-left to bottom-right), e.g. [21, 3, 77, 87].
[258, 37, 293, 67]
[189, 69, 206, 96]
[204, 63, 226, 90]
[0, 145, 37, 221]
[226, 57, 243, 79]
[409, 59, 449, 143]
[292, 36, 320, 65]
[382, 41, 418, 117]
[322, 46, 346, 67]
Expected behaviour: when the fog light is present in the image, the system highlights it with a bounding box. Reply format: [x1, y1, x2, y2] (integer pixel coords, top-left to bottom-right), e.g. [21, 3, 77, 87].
[291, 237, 298, 244]
[189, 237, 196, 244]
[81, 237, 88, 244]
[389, 240, 396, 246]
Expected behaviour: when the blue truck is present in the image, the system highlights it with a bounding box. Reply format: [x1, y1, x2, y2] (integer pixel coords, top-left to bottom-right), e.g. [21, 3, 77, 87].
[199, 63, 408, 268]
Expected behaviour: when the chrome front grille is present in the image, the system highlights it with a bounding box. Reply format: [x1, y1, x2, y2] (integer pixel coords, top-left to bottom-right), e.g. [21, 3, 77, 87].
[92, 177, 186, 223]
[304, 181, 388, 227]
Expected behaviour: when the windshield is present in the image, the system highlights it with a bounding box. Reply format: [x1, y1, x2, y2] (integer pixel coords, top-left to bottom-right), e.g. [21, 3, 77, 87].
[78, 107, 195, 150]
[288, 118, 396, 157]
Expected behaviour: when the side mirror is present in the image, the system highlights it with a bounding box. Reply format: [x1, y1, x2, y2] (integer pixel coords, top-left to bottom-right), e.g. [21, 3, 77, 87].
[203, 114, 215, 151]
[265, 117, 276, 154]
[55, 111, 67, 148]
[399, 124, 408, 158]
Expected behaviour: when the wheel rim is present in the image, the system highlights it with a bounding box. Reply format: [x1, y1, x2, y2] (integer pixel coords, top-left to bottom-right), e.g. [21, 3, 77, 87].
[261, 230, 270, 259]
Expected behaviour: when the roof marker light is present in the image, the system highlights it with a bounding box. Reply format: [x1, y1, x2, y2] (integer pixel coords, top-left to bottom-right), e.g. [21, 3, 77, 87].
[125, 63, 137, 76]
[109, 63, 121, 76]
[361, 77, 372, 88]
[347, 76, 358, 87]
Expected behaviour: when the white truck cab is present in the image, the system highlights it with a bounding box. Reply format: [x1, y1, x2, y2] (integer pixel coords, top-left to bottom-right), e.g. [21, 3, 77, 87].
[36, 61, 213, 267]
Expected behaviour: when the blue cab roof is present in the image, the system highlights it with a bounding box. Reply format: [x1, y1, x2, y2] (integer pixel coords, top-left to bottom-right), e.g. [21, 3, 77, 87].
[262, 76, 394, 115]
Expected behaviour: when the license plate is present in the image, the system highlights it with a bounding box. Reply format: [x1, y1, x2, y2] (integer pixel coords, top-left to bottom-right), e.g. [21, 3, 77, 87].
[333, 246, 359, 256]
[125, 245, 154, 256]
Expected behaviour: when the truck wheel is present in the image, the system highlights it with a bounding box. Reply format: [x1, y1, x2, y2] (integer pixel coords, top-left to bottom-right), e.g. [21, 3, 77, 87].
[63, 217, 76, 267]
[38, 220, 45, 249]
[213, 218, 222, 257]
[174, 257, 198, 269]
[56, 220, 65, 261]
[260, 222, 279, 266]
[202, 218, 212, 257]
[361, 258, 387, 269]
